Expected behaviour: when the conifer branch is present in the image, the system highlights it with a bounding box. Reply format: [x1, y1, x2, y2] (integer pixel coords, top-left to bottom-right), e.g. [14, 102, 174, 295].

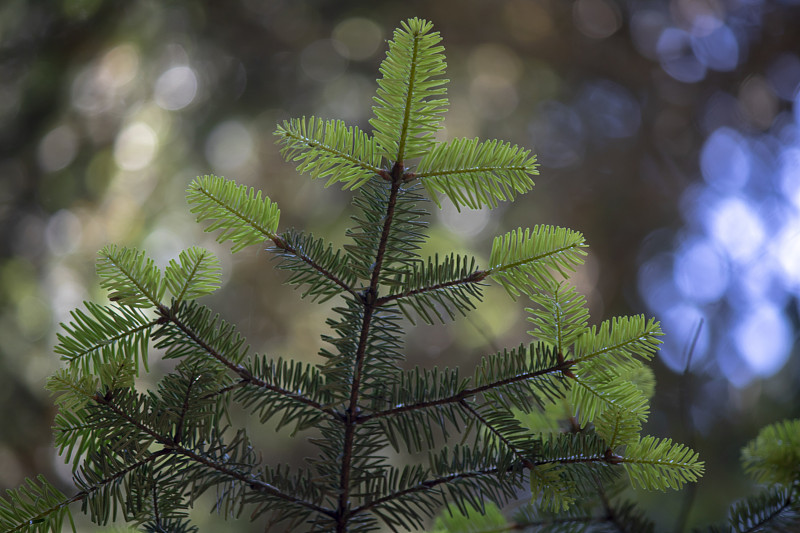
[0, 476, 76, 533]
[201, 379, 249, 400]
[459, 400, 529, 466]
[531, 452, 617, 467]
[97, 244, 166, 309]
[620, 436, 704, 490]
[571, 315, 662, 366]
[569, 372, 649, 423]
[173, 369, 198, 445]
[486, 226, 587, 298]
[188, 175, 281, 253]
[89, 392, 330, 516]
[164, 246, 222, 307]
[371, 19, 447, 162]
[78, 449, 170, 498]
[336, 168, 403, 532]
[350, 467, 503, 517]
[725, 486, 798, 533]
[275, 117, 384, 190]
[510, 514, 599, 529]
[21, 452, 172, 531]
[741, 418, 800, 485]
[177, 446, 333, 516]
[369, 166, 403, 296]
[158, 304, 333, 417]
[56, 301, 158, 375]
[526, 282, 589, 355]
[415, 137, 538, 210]
[359, 357, 573, 424]
[396, 33, 420, 165]
[22, 17, 719, 532]
[376, 268, 486, 307]
[270, 232, 360, 300]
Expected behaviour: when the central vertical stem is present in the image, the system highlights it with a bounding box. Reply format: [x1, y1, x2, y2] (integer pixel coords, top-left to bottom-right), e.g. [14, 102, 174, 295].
[336, 165, 402, 531]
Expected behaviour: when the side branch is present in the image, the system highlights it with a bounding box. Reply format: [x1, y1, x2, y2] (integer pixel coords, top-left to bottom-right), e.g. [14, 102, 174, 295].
[533, 450, 623, 467]
[485, 243, 585, 276]
[349, 467, 501, 517]
[173, 370, 199, 445]
[70, 319, 159, 362]
[160, 304, 334, 417]
[358, 358, 574, 423]
[459, 400, 534, 468]
[395, 31, 422, 163]
[200, 380, 248, 399]
[412, 165, 532, 180]
[91, 394, 333, 516]
[329, 450, 624, 520]
[174, 446, 334, 516]
[270, 235, 360, 299]
[278, 125, 385, 177]
[189, 177, 280, 247]
[374, 269, 488, 307]
[3, 454, 169, 533]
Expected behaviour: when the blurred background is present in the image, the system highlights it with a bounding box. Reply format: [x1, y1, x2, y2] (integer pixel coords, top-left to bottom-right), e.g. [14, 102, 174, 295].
[2, 0, 800, 531]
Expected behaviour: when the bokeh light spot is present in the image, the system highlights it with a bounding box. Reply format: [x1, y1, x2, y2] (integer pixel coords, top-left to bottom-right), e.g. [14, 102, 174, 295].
[691, 22, 739, 72]
[659, 303, 708, 372]
[113, 122, 158, 171]
[71, 66, 107, 114]
[734, 258, 782, 304]
[98, 43, 140, 89]
[321, 74, 373, 122]
[332, 18, 382, 61]
[706, 196, 765, 262]
[734, 303, 791, 376]
[37, 124, 78, 172]
[738, 75, 779, 130]
[467, 44, 522, 120]
[15, 294, 51, 342]
[774, 220, 800, 290]
[638, 253, 681, 312]
[467, 44, 522, 83]
[205, 120, 254, 172]
[657, 27, 707, 83]
[437, 203, 491, 237]
[45, 210, 83, 256]
[46, 264, 86, 325]
[794, 87, 800, 125]
[573, 0, 622, 39]
[71, 43, 140, 116]
[779, 147, 800, 208]
[469, 76, 518, 120]
[674, 238, 729, 303]
[154, 66, 198, 111]
[701, 127, 750, 191]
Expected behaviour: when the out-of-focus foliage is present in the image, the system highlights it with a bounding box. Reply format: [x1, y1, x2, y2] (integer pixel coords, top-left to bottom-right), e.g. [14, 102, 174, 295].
[705, 419, 800, 533]
[741, 418, 800, 486]
[1, 0, 799, 530]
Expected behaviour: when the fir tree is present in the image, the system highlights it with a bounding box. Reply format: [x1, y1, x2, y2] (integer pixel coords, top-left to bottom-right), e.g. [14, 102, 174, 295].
[2, 17, 796, 533]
